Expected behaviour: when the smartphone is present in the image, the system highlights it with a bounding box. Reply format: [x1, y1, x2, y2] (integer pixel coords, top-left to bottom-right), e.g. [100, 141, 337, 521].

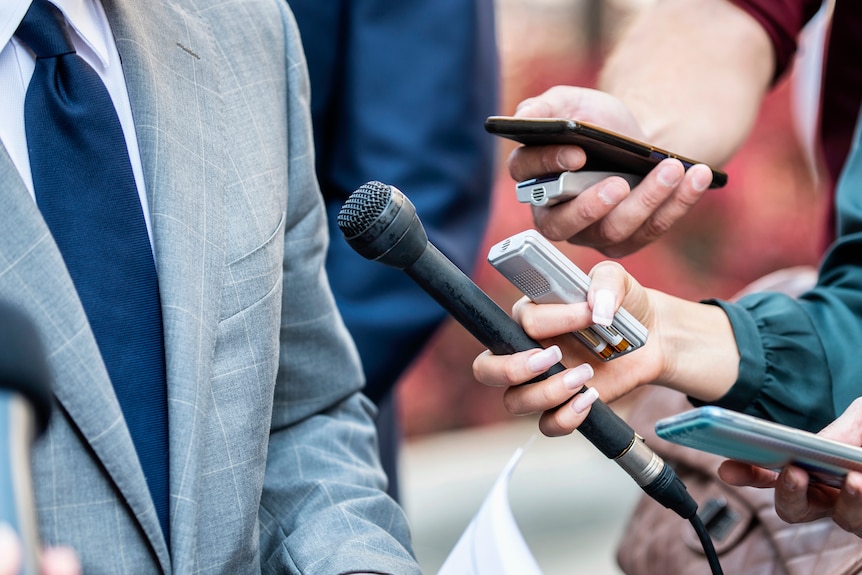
[485, 116, 728, 189]
[487, 229, 647, 361]
[656, 406, 862, 488]
[516, 171, 644, 207]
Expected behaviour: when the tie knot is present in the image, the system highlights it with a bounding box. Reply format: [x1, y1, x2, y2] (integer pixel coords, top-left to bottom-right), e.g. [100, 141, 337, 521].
[15, 0, 75, 59]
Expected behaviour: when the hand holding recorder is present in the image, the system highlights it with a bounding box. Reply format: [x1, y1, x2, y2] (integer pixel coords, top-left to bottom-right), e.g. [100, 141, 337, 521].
[472, 248, 739, 439]
[488, 86, 725, 257]
[488, 230, 647, 361]
[474, 233, 862, 541]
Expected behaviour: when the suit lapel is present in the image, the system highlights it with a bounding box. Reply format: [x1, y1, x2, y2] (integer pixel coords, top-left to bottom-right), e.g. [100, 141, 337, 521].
[104, 0, 229, 568]
[1, 0, 228, 568]
[0, 138, 165, 557]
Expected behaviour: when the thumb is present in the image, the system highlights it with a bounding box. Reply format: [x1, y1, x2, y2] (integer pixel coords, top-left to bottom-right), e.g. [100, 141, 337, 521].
[819, 398, 862, 446]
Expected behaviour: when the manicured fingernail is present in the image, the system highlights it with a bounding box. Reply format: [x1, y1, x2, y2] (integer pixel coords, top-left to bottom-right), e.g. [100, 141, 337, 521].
[572, 387, 600, 414]
[527, 345, 562, 373]
[598, 181, 628, 205]
[657, 164, 682, 187]
[592, 289, 615, 326]
[563, 363, 594, 391]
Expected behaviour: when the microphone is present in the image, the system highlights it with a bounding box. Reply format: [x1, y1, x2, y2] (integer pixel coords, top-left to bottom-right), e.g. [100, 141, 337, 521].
[337, 181, 698, 519]
[0, 302, 52, 575]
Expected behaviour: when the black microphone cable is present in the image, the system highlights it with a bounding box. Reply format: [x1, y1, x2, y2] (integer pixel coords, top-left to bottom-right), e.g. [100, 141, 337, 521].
[691, 513, 724, 575]
[338, 181, 724, 575]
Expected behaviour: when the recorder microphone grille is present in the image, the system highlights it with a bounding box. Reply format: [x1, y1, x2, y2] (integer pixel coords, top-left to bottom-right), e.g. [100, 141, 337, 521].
[530, 187, 547, 204]
[511, 269, 551, 299]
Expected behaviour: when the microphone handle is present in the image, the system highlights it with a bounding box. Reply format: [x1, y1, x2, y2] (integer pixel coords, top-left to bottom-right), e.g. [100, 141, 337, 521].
[404, 242, 634, 459]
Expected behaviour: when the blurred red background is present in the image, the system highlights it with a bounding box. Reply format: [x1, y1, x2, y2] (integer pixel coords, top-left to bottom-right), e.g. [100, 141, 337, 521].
[397, 0, 829, 437]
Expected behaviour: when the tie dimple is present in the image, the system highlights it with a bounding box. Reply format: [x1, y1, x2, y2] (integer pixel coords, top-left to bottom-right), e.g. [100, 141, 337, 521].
[15, 0, 75, 58]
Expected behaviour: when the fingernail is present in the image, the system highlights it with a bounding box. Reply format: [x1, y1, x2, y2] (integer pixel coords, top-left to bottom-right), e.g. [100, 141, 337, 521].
[563, 363, 594, 391]
[657, 164, 682, 187]
[598, 181, 628, 205]
[527, 345, 562, 373]
[783, 470, 800, 492]
[592, 289, 615, 326]
[556, 147, 585, 171]
[692, 168, 711, 192]
[572, 386, 600, 414]
[846, 473, 861, 496]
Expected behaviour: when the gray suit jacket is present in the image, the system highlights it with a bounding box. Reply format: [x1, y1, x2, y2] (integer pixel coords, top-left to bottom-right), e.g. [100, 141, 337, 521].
[0, 0, 418, 573]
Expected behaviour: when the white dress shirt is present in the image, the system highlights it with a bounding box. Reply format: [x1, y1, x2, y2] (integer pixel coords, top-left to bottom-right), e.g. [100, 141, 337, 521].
[0, 0, 154, 243]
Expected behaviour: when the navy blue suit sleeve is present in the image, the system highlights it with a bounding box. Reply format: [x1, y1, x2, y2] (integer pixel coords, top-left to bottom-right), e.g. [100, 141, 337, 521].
[292, 0, 499, 402]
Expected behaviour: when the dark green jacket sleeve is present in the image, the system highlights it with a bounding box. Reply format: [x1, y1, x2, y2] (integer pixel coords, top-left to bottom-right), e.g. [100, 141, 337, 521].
[703, 294, 835, 432]
[695, 119, 862, 433]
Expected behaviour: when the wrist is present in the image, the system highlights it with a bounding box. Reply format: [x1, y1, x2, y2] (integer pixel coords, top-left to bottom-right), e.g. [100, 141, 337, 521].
[650, 290, 739, 401]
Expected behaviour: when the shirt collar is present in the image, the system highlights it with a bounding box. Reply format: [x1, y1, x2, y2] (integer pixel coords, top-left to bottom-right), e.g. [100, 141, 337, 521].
[2, 0, 110, 68]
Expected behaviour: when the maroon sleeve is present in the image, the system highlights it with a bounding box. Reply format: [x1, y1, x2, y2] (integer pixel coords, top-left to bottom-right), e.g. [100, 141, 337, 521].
[729, 0, 824, 81]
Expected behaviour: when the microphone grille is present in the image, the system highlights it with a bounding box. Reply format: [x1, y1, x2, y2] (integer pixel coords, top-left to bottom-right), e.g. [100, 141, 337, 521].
[337, 181, 392, 237]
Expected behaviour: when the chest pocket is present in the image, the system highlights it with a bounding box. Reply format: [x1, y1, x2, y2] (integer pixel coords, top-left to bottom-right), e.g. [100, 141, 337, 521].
[219, 211, 286, 321]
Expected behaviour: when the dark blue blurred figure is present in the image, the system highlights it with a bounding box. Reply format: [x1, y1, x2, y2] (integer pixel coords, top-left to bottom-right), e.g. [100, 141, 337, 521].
[290, 0, 499, 499]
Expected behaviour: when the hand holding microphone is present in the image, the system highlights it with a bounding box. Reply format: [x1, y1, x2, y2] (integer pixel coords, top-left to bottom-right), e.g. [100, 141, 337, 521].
[337, 181, 697, 520]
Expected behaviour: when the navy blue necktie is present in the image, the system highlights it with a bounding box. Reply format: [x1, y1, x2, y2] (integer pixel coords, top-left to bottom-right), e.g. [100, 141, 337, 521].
[16, 0, 169, 542]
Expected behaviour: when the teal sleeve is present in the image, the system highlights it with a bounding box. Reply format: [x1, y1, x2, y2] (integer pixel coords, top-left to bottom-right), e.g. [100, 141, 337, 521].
[698, 295, 835, 433]
[691, 112, 862, 432]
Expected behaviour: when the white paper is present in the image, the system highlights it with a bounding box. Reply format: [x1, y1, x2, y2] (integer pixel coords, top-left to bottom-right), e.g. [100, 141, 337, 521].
[437, 446, 544, 575]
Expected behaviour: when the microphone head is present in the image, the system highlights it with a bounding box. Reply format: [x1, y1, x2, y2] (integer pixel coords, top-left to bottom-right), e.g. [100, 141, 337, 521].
[0, 302, 52, 436]
[338, 181, 428, 269]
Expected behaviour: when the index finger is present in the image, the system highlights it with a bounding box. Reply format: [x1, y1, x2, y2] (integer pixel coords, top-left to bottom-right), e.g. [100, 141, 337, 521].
[717, 459, 779, 488]
[819, 397, 862, 446]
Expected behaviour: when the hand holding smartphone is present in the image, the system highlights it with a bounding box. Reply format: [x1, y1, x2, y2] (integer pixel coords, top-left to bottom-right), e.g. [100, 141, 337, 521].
[656, 406, 862, 488]
[485, 116, 728, 194]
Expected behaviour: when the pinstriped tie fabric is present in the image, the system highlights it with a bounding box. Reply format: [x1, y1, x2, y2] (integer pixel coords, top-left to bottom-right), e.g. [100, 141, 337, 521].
[16, 0, 170, 542]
